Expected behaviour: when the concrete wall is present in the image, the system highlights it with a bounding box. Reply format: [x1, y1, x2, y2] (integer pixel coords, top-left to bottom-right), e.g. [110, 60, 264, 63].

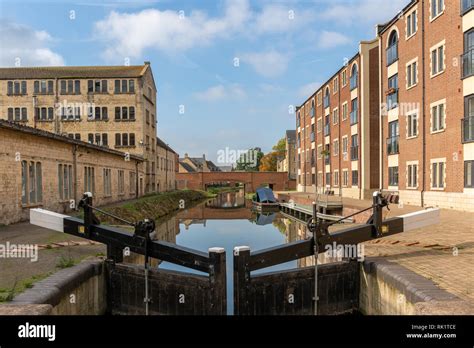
[0, 260, 106, 315]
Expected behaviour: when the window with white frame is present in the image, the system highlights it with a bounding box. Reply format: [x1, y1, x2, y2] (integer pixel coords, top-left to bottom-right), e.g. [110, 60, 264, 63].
[333, 108, 339, 125]
[342, 136, 348, 155]
[317, 91, 322, 106]
[333, 77, 339, 94]
[430, 0, 444, 20]
[406, 59, 418, 88]
[333, 139, 339, 156]
[317, 145, 322, 159]
[103, 168, 112, 196]
[84, 166, 95, 194]
[407, 111, 418, 138]
[342, 102, 348, 121]
[317, 118, 322, 133]
[431, 159, 445, 189]
[406, 10, 417, 38]
[431, 42, 445, 77]
[334, 171, 339, 186]
[342, 170, 349, 187]
[431, 100, 446, 133]
[407, 162, 418, 189]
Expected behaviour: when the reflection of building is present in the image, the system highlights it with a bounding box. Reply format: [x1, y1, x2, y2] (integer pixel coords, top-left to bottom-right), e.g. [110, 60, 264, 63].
[179, 153, 221, 173]
[277, 130, 297, 180]
[206, 191, 245, 208]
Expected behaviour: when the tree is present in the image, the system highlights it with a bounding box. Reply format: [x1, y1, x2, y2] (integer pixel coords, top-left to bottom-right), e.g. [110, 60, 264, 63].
[273, 138, 286, 153]
[259, 152, 279, 171]
[235, 148, 264, 171]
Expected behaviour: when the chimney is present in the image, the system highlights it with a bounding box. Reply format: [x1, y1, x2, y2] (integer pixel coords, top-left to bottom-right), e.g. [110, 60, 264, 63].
[203, 154, 206, 160]
[184, 153, 188, 158]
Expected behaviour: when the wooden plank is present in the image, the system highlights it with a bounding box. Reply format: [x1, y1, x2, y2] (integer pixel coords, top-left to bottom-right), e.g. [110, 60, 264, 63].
[233, 246, 250, 315]
[29, 208, 68, 233]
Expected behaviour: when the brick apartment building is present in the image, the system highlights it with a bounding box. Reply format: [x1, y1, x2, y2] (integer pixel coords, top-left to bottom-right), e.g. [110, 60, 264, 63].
[378, 0, 474, 210]
[296, 39, 380, 199]
[0, 63, 166, 195]
[0, 120, 144, 225]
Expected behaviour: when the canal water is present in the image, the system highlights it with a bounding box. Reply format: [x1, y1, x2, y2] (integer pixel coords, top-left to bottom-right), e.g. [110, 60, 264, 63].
[156, 190, 313, 314]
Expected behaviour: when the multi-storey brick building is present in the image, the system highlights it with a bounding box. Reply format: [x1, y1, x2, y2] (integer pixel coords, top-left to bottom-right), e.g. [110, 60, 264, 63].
[296, 39, 380, 199]
[0, 120, 144, 225]
[377, 0, 474, 211]
[0, 63, 160, 194]
[156, 137, 178, 191]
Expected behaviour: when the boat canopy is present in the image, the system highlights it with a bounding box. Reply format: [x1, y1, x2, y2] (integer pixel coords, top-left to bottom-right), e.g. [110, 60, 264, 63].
[255, 187, 277, 203]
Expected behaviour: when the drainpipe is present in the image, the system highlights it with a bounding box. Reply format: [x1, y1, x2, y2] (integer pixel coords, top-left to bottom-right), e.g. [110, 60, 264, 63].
[421, 0, 427, 207]
[338, 71, 342, 197]
[378, 33, 384, 192]
[72, 144, 78, 207]
[135, 160, 139, 199]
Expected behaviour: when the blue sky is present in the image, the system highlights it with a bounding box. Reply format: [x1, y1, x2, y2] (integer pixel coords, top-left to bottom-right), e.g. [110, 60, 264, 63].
[0, 0, 409, 165]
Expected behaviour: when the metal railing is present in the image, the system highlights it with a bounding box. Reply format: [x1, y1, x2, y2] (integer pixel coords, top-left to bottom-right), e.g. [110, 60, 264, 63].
[387, 90, 399, 110]
[461, 0, 474, 15]
[462, 116, 474, 143]
[386, 44, 398, 66]
[386, 136, 400, 155]
[462, 49, 474, 79]
[350, 146, 358, 161]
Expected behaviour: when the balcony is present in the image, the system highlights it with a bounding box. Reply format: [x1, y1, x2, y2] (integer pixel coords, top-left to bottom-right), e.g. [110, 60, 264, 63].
[350, 110, 358, 125]
[386, 89, 399, 110]
[310, 132, 315, 143]
[350, 146, 359, 161]
[324, 155, 330, 165]
[350, 75, 358, 90]
[462, 49, 474, 79]
[386, 136, 399, 155]
[386, 44, 398, 66]
[323, 95, 330, 109]
[461, 0, 474, 15]
[324, 124, 330, 136]
[462, 116, 474, 143]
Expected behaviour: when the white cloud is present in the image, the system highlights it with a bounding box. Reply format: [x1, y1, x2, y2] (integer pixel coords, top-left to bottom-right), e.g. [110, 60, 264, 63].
[94, 0, 251, 59]
[253, 5, 314, 34]
[241, 50, 289, 78]
[194, 84, 246, 102]
[319, 0, 410, 26]
[318, 31, 351, 49]
[298, 82, 321, 99]
[0, 22, 65, 66]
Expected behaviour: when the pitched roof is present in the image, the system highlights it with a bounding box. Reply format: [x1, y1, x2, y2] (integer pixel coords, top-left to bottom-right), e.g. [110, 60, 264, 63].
[156, 136, 177, 154]
[179, 161, 196, 172]
[0, 120, 144, 161]
[0, 65, 150, 80]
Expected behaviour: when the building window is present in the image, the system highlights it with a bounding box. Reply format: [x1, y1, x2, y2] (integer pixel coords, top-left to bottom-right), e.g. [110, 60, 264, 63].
[342, 70, 347, 87]
[324, 115, 330, 136]
[333, 77, 338, 94]
[389, 166, 399, 186]
[21, 161, 42, 205]
[7, 107, 27, 121]
[350, 135, 359, 161]
[465, 161, 474, 188]
[431, 160, 445, 189]
[407, 163, 418, 189]
[333, 108, 339, 125]
[88, 133, 108, 146]
[406, 10, 417, 38]
[84, 167, 95, 194]
[342, 136, 348, 156]
[351, 170, 358, 186]
[464, 94, 474, 142]
[317, 145, 322, 159]
[61, 106, 81, 121]
[431, 101, 445, 133]
[310, 99, 315, 118]
[118, 170, 125, 195]
[387, 74, 399, 110]
[317, 118, 322, 133]
[114, 106, 136, 121]
[430, 0, 444, 20]
[114, 79, 135, 93]
[407, 111, 418, 138]
[350, 64, 358, 90]
[67, 133, 81, 140]
[334, 171, 339, 186]
[343, 170, 349, 187]
[115, 133, 136, 147]
[333, 139, 339, 156]
[35, 107, 54, 121]
[7, 81, 27, 95]
[34, 80, 54, 94]
[463, 29, 474, 78]
[325, 173, 331, 186]
[317, 91, 322, 106]
[387, 31, 399, 66]
[350, 98, 358, 125]
[323, 87, 330, 108]
[387, 121, 400, 155]
[130, 171, 136, 194]
[342, 102, 348, 121]
[61, 80, 81, 94]
[103, 168, 112, 197]
[58, 164, 73, 201]
[431, 43, 445, 77]
[406, 60, 418, 88]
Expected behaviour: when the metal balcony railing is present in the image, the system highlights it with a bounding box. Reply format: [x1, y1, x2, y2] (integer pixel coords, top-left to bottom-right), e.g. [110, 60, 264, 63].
[461, 0, 474, 15]
[462, 116, 474, 143]
[462, 49, 474, 79]
[350, 75, 358, 90]
[387, 90, 399, 110]
[386, 44, 398, 66]
[386, 136, 400, 155]
[350, 110, 358, 125]
[350, 146, 358, 161]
